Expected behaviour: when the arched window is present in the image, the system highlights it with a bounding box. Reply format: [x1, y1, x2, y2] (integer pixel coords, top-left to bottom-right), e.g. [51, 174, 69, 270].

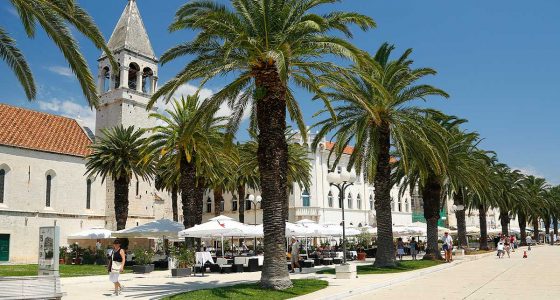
[390, 198, 395, 212]
[246, 194, 252, 211]
[220, 200, 225, 212]
[357, 194, 362, 209]
[206, 197, 212, 213]
[128, 63, 140, 90]
[114, 64, 121, 89]
[327, 191, 333, 208]
[302, 189, 310, 207]
[142, 67, 154, 94]
[405, 199, 409, 212]
[347, 192, 353, 209]
[338, 191, 343, 208]
[135, 181, 139, 196]
[336, 166, 342, 174]
[232, 195, 238, 212]
[369, 195, 374, 210]
[398, 198, 402, 212]
[86, 179, 92, 209]
[0, 169, 5, 204]
[46, 175, 52, 207]
[102, 66, 111, 92]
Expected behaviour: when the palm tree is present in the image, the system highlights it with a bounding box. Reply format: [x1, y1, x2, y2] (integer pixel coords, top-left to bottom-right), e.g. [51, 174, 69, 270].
[236, 141, 261, 223]
[150, 0, 375, 289]
[154, 157, 180, 222]
[86, 125, 153, 230]
[547, 186, 560, 243]
[240, 129, 313, 220]
[314, 45, 448, 266]
[4, 0, 115, 105]
[147, 95, 226, 248]
[521, 176, 548, 242]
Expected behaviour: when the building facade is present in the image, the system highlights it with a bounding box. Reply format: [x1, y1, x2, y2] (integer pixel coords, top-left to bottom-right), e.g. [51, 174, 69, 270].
[201, 132, 413, 228]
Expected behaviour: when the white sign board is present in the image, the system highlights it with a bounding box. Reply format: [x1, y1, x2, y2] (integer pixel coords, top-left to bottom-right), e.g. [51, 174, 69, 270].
[38, 226, 60, 276]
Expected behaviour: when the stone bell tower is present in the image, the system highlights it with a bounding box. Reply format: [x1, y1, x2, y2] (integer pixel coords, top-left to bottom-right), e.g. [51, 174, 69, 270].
[95, 0, 168, 230]
[95, 0, 159, 135]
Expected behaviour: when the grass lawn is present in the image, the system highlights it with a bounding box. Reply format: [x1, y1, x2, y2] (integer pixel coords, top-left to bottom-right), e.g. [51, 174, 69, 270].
[0, 264, 136, 277]
[164, 279, 328, 300]
[316, 259, 442, 275]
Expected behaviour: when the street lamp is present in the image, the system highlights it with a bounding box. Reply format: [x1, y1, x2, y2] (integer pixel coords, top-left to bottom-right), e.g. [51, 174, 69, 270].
[327, 169, 357, 264]
[247, 194, 262, 252]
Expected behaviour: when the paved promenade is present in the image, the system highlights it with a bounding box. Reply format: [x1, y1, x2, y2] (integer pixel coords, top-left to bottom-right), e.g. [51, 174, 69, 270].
[61, 246, 559, 299]
[347, 245, 560, 300]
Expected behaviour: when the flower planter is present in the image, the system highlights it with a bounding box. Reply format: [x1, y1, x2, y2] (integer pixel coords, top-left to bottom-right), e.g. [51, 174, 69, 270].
[133, 264, 155, 274]
[357, 252, 367, 261]
[171, 268, 191, 277]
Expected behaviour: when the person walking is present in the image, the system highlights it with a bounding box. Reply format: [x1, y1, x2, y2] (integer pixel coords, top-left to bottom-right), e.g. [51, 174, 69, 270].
[409, 237, 418, 260]
[526, 235, 532, 251]
[396, 238, 405, 261]
[442, 232, 453, 263]
[504, 237, 511, 258]
[497, 241, 504, 258]
[290, 237, 302, 273]
[108, 239, 126, 296]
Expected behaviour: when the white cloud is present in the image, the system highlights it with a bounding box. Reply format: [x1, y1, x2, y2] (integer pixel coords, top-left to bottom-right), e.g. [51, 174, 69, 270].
[46, 66, 74, 78]
[158, 83, 251, 120]
[514, 166, 545, 178]
[38, 99, 95, 131]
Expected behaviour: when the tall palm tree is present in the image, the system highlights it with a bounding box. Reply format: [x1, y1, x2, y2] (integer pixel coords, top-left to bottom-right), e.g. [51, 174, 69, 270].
[154, 157, 180, 222]
[521, 175, 548, 242]
[150, 0, 375, 289]
[147, 95, 226, 248]
[235, 142, 260, 223]
[314, 45, 448, 266]
[240, 129, 313, 220]
[86, 125, 153, 230]
[4, 0, 115, 105]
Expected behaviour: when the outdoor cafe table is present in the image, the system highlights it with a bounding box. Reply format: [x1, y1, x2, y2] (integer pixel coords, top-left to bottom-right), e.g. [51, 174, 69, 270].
[195, 252, 213, 276]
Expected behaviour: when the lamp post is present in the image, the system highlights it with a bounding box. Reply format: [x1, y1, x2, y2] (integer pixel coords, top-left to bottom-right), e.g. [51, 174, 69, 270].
[247, 194, 262, 252]
[327, 169, 357, 264]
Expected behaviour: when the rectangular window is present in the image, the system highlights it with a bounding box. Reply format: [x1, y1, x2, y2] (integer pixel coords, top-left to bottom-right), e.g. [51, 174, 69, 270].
[86, 179, 92, 209]
[232, 198, 238, 211]
[246, 199, 252, 211]
[0, 169, 5, 204]
[135, 181, 139, 196]
[206, 198, 212, 213]
[46, 175, 52, 207]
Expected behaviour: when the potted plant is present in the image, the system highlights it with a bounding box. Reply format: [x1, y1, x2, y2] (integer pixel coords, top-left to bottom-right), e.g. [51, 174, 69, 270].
[170, 245, 194, 277]
[356, 229, 372, 260]
[132, 248, 155, 274]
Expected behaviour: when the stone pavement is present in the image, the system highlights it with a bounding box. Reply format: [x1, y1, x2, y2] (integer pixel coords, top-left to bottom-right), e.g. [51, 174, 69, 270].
[345, 245, 560, 300]
[61, 246, 559, 299]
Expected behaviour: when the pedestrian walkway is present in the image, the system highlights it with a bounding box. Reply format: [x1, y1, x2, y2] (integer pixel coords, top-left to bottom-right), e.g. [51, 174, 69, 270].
[345, 245, 560, 300]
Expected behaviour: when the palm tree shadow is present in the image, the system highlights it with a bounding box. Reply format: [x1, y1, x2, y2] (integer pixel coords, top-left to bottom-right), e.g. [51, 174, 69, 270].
[121, 279, 258, 299]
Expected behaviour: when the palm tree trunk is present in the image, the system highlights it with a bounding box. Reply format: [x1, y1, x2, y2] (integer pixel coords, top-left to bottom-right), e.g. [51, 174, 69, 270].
[214, 187, 224, 216]
[454, 191, 467, 249]
[544, 218, 551, 245]
[478, 204, 489, 250]
[373, 123, 395, 267]
[238, 184, 246, 223]
[254, 62, 291, 290]
[180, 151, 197, 249]
[171, 185, 178, 222]
[422, 175, 443, 260]
[518, 213, 527, 246]
[500, 211, 509, 235]
[532, 218, 539, 242]
[114, 176, 130, 230]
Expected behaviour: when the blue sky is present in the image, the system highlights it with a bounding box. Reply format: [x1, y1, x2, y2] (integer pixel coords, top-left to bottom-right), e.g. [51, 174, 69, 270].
[1, 0, 559, 184]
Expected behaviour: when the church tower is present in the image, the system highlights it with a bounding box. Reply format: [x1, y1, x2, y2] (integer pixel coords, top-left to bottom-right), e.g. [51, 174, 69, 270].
[95, 0, 158, 135]
[96, 0, 169, 229]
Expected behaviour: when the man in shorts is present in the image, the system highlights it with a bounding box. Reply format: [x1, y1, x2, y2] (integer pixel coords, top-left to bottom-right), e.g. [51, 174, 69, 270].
[290, 237, 302, 273]
[442, 232, 453, 263]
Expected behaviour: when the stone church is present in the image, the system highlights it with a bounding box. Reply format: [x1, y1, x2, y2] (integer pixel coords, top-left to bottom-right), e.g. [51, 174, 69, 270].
[0, 0, 173, 263]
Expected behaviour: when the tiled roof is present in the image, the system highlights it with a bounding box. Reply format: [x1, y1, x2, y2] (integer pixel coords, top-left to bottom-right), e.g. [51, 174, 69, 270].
[0, 103, 92, 157]
[324, 141, 398, 163]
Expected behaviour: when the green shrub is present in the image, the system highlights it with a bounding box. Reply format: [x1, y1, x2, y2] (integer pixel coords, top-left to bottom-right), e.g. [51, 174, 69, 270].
[133, 248, 155, 265]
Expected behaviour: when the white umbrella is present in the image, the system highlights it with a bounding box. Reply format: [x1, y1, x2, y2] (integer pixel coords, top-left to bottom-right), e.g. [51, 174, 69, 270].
[68, 227, 112, 239]
[256, 222, 313, 237]
[113, 219, 185, 239]
[179, 218, 256, 238]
